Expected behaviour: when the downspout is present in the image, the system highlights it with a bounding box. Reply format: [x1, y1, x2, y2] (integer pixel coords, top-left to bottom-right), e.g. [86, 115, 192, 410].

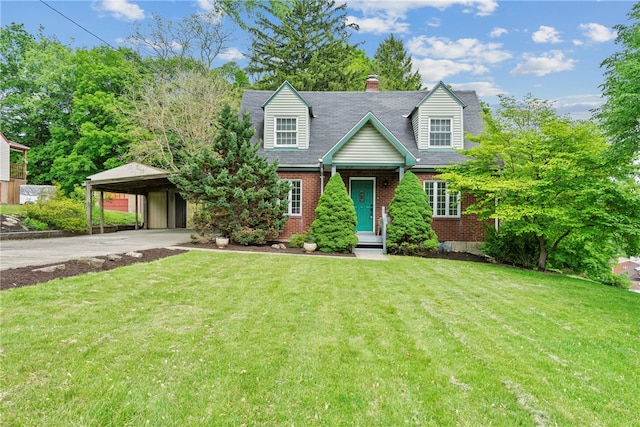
[319, 162, 324, 195]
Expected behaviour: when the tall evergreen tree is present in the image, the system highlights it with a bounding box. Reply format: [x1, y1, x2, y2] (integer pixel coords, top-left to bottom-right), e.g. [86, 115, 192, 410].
[171, 105, 290, 244]
[373, 34, 422, 91]
[246, 0, 362, 90]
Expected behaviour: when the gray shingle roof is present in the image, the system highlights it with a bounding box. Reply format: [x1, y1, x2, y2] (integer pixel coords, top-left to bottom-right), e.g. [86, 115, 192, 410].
[240, 87, 484, 170]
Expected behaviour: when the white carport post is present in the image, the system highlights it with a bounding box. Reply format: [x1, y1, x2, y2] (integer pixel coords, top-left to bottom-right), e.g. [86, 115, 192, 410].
[86, 181, 93, 235]
[99, 191, 105, 234]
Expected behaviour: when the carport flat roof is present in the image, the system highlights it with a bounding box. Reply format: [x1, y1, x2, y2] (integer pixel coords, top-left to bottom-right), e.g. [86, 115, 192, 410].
[86, 162, 175, 194]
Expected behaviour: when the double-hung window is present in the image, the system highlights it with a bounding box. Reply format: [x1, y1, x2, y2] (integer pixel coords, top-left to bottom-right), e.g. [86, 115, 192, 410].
[424, 181, 460, 217]
[275, 117, 298, 146]
[284, 179, 302, 216]
[429, 118, 452, 147]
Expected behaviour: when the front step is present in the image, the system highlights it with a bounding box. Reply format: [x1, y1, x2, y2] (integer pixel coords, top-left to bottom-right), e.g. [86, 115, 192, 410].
[356, 232, 383, 249]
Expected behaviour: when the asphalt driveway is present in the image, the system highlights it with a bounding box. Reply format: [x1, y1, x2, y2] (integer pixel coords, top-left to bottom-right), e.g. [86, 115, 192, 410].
[0, 229, 193, 270]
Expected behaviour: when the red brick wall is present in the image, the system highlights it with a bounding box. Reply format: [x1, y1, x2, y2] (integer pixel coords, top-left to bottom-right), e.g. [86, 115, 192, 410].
[277, 170, 487, 243]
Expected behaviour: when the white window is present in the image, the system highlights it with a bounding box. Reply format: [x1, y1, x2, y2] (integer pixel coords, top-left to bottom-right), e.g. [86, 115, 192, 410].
[275, 117, 298, 146]
[429, 118, 451, 147]
[285, 179, 302, 216]
[424, 181, 460, 217]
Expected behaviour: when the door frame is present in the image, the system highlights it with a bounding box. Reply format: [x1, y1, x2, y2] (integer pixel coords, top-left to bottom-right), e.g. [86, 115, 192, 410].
[349, 177, 376, 233]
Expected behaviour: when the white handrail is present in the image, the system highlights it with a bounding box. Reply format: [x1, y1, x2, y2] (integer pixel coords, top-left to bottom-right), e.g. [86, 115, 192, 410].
[381, 206, 388, 254]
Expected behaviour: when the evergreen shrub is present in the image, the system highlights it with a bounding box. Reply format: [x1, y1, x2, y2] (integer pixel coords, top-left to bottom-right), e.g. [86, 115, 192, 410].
[386, 171, 438, 255]
[25, 190, 86, 233]
[311, 173, 358, 253]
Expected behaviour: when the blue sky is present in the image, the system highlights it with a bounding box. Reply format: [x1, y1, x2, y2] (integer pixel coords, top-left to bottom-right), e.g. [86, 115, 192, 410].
[1, 1, 635, 119]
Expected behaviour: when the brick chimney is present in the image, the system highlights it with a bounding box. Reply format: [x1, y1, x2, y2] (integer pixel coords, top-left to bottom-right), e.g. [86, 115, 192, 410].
[365, 75, 379, 92]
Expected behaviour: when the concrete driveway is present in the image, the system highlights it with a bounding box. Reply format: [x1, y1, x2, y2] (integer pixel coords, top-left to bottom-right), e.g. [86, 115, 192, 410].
[0, 229, 193, 270]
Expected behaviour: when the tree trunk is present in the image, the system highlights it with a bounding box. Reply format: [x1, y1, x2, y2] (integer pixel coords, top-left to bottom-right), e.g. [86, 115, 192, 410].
[537, 235, 548, 270]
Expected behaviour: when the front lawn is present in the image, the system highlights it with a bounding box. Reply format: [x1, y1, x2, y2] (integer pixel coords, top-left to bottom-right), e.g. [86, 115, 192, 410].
[1, 251, 638, 426]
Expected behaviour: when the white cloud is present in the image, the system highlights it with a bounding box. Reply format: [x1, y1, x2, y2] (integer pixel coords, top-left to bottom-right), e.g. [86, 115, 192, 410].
[197, 0, 216, 12]
[490, 27, 507, 38]
[218, 47, 245, 61]
[532, 26, 562, 44]
[346, 15, 410, 34]
[554, 94, 604, 119]
[510, 50, 576, 76]
[579, 23, 617, 43]
[408, 36, 511, 64]
[427, 17, 441, 28]
[93, 0, 144, 21]
[347, 0, 498, 16]
[450, 81, 505, 97]
[413, 58, 488, 82]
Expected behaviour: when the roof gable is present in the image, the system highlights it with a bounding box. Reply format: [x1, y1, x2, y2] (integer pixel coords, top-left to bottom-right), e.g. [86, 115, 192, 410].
[322, 112, 417, 166]
[409, 81, 467, 118]
[261, 81, 313, 116]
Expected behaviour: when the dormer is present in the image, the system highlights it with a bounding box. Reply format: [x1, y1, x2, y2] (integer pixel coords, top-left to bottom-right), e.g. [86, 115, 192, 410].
[261, 81, 313, 150]
[408, 81, 466, 151]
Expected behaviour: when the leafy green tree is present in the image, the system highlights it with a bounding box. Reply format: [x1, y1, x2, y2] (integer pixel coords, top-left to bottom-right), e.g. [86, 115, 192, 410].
[373, 34, 422, 91]
[311, 173, 358, 253]
[246, 0, 362, 90]
[386, 171, 439, 255]
[171, 104, 290, 244]
[438, 95, 640, 273]
[49, 47, 143, 193]
[597, 2, 640, 176]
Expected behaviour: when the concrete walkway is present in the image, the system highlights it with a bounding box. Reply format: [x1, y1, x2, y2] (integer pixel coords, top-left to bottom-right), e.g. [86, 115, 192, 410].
[0, 229, 193, 270]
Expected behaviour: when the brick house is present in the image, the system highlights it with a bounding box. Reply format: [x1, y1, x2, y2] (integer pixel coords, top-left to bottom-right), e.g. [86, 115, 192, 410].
[240, 76, 486, 252]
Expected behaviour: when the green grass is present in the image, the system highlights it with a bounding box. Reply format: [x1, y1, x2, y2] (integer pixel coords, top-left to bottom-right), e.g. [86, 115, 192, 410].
[2, 252, 638, 426]
[0, 204, 25, 215]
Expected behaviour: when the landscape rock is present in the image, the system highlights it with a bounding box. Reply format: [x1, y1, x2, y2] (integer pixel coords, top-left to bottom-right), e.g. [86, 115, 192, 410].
[32, 264, 66, 273]
[78, 258, 106, 268]
[107, 254, 123, 261]
[271, 243, 287, 250]
[125, 251, 143, 258]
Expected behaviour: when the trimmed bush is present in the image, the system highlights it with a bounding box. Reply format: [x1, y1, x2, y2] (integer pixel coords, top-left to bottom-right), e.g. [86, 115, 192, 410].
[386, 171, 438, 255]
[25, 193, 86, 233]
[311, 173, 358, 253]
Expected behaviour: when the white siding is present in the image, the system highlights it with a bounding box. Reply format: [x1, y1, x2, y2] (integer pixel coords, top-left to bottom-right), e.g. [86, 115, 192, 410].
[411, 113, 420, 147]
[333, 123, 404, 164]
[0, 139, 9, 182]
[415, 86, 464, 150]
[263, 86, 309, 149]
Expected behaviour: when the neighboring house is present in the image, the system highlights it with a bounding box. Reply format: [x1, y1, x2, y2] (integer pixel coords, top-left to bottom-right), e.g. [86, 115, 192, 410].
[0, 131, 29, 205]
[240, 76, 486, 252]
[613, 258, 640, 284]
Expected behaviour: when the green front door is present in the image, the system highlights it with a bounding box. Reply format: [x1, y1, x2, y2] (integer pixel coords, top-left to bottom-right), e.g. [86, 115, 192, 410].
[351, 179, 374, 232]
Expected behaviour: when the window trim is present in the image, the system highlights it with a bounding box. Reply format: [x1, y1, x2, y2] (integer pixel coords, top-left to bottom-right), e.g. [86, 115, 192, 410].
[274, 117, 298, 147]
[424, 180, 460, 218]
[428, 117, 452, 147]
[284, 179, 302, 216]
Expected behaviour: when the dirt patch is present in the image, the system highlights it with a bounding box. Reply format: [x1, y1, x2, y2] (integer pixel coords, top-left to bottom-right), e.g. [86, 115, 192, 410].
[183, 241, 356, 257]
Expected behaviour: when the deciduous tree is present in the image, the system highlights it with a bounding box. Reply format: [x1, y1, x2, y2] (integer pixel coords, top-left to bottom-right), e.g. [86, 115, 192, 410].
[597, 2, 640, 176]
[439, 95, 640, 274]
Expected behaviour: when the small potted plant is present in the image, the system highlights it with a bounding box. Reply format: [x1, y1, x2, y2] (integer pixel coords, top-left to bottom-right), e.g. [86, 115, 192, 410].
[303, 234, 317, 253]
[215, 235, 229, 248]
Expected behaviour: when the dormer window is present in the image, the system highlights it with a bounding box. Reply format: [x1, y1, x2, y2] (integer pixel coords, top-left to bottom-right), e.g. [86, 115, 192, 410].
[429, 118, 452, 147]
[275, 117, 298, 146]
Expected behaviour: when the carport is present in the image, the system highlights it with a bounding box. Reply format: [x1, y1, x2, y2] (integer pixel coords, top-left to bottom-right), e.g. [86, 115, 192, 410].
[85, 162, 187, 234]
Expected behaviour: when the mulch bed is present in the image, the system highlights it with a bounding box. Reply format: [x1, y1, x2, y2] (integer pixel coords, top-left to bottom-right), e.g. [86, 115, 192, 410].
[1, 239, 487, 291]
[1, 248, 188, 291]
